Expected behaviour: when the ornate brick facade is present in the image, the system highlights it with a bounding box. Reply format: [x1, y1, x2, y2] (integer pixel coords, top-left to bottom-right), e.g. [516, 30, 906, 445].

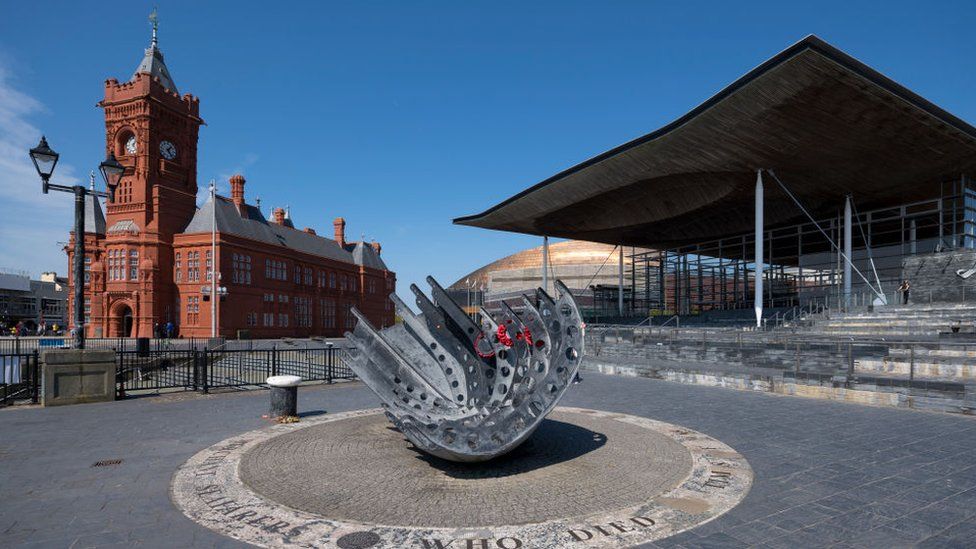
[67, 30, 395, 338]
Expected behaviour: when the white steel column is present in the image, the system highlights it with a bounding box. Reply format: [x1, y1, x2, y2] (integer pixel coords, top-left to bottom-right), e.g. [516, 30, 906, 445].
[844, 195, 852, 310]
[542, 236, 549, 294]
[754, 170, 764, 328]
[618, 246, 624, 316]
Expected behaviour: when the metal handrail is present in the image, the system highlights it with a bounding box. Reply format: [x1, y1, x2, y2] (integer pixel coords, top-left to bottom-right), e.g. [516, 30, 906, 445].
[659, 315, 680, 328]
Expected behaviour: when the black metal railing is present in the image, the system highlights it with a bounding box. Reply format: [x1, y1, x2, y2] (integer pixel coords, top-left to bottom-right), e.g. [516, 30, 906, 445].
[0, 336, 222, 355]
[116, 346, 352, 397]
[1, 351, 39, 406]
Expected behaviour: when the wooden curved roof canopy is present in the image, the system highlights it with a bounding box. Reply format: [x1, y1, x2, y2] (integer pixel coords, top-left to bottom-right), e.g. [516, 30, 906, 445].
[454, 36, 976, 250]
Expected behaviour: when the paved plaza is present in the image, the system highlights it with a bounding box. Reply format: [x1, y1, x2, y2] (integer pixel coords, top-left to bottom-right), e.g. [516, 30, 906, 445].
[3, 373, 976, 548]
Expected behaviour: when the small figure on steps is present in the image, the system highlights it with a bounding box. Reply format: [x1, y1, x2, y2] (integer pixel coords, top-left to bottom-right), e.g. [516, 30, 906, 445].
[898, 279, 911, 305]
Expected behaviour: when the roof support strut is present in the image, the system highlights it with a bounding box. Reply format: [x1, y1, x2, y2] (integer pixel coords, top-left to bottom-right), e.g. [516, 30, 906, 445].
[766, 170, 886, 304]
[755, 169, 764, 328]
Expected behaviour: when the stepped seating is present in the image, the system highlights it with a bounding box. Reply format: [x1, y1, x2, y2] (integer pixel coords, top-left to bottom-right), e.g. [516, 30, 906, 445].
[856, 345, 976, 381]
[797, 303, 976, 337]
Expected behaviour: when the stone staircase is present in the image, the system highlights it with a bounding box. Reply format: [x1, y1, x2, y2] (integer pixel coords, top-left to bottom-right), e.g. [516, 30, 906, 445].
[586, 306, 976, 414]
[855, 343, 976, 381]
[794, 303, 976, 337]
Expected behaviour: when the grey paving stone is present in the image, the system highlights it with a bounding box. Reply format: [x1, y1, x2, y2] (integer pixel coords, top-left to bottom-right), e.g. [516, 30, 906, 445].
[915, 535, 975, 549]
[846, 524, 920, 548]
[882, 516, 945, 541]
[1, 372, 976, 548]
[681, 532, 749, 549]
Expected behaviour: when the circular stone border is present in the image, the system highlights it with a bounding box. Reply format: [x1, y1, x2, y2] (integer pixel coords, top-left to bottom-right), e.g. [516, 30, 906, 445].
[171, 407, 752, 548]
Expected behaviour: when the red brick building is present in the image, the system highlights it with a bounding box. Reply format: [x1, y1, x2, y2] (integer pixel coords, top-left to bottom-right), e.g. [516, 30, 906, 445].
[67, 27, 395, 338]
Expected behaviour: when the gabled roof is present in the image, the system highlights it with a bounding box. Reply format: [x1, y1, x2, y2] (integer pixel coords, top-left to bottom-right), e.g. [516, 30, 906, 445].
[181, 196, 389, 270]
[453, 35, 976, 249]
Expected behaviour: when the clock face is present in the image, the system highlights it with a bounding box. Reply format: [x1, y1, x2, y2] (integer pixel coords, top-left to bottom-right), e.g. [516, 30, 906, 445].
[124, 136, 137, 155]
[160, 140, 178, 160]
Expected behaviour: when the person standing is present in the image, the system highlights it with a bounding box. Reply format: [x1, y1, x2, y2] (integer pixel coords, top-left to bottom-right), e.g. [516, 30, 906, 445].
[898, 280, 911, 305]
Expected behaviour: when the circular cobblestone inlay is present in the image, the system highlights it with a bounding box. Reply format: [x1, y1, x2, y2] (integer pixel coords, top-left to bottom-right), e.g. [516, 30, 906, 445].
[240, 410, 691, 527]
[171, 407, 752, 548]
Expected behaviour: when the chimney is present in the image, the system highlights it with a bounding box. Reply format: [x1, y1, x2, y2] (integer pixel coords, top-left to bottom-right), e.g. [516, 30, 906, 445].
[333, 217, 346, 247]
[272, 207, 286, 225]
[371, 240, 382, 256]
[230, 174, 246, 215]
[304, 227, 316, 235]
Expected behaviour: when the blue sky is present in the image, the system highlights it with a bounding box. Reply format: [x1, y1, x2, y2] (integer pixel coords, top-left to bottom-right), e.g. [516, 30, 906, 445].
[1, 0, 973, 293]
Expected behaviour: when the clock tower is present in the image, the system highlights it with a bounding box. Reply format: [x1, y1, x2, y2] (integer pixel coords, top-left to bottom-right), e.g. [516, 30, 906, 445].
[92, 11, 203, 337]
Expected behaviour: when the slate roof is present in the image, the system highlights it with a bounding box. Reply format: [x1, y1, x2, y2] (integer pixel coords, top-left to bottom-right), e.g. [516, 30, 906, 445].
[181, 195, 388, 270]
[352, 241, 388, 271]
[85, 194, 106, 235]
[132, 41, 178, 93]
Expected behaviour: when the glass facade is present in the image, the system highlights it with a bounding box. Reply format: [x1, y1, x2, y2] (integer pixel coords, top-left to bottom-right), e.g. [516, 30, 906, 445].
[615, 176, 975, 318]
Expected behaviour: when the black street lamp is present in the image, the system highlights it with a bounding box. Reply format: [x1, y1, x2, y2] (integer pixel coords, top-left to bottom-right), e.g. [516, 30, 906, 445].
[29, 136, 120, 349]
[29, 136, 59, 194]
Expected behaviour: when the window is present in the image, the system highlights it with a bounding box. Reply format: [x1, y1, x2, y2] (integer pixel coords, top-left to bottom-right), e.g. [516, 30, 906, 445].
[343, 302, 356, 329]
[233, 253, 252, 285]
[107, 248, 128, 281]
[186, 295, 200, 324]
[278, 313, 289, 327]
[295, 296, 311, 327]
[368, 278, 377, 294]
[320, 298, 336, 329]
[329, 272, 336, 289]
[187, 251, 200, 282]
[205, 250, 213, 281]
[245, 312, 257, 327]
[175, 252, 182, 282]
[263, 312, 274, 327]
[318, 271, 326, 288]
[278, 294, 288, 303]
[265, 259, 272, 279]
[340, 275, 348, 291]
[129, 249, 139, 281]
[304, 267, 312, 286]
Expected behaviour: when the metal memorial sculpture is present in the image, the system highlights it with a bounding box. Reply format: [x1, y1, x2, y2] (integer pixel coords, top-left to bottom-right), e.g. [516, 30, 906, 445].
[345, 277, 585, 462]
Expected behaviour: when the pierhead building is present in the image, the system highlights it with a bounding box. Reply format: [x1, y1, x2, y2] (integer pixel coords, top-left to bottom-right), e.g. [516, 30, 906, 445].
[67, 22, 395, 338]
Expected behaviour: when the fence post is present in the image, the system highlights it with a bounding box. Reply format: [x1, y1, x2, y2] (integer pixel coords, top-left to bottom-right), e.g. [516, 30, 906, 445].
[328, 347, 335, 384]
[202, 350, 209, 394]
[117, 351, 126, 399]
[31, 350, 39, 404]
[192, 350, 199, 391]
[272, 345, 278, 377]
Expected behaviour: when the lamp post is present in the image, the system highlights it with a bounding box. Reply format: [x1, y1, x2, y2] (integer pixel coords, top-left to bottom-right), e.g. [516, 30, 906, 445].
[29, 136, 122, 349]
